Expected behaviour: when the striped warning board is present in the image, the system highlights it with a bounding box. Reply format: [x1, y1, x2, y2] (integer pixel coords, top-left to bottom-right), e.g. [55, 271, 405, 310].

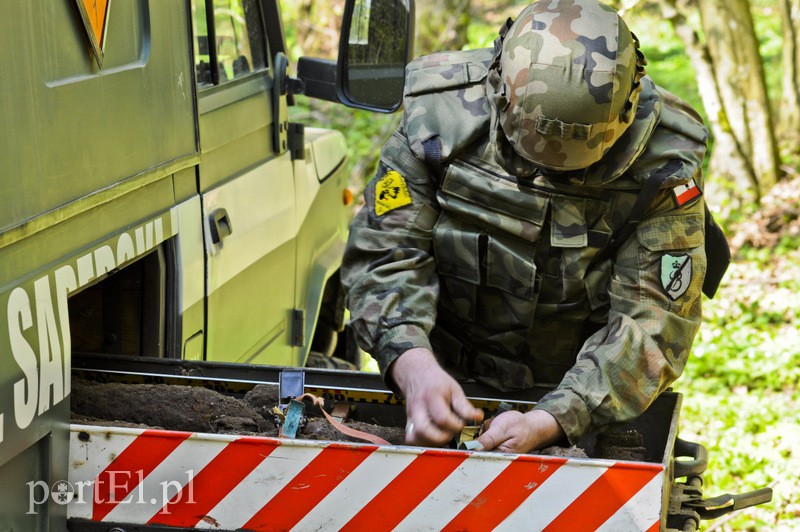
[68, 425, 665, 530]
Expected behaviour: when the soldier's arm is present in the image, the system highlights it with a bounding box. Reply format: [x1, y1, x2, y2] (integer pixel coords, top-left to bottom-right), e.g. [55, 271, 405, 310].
[341, 128, 442, 385]
[534, 181, 707, 444]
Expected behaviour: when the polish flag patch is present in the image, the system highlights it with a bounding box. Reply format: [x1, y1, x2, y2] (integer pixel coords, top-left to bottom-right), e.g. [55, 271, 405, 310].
[673, 178, 702, 206]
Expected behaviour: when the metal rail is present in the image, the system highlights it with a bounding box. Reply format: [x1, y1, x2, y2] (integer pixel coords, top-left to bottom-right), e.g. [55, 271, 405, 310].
[72, 353, 548, 411]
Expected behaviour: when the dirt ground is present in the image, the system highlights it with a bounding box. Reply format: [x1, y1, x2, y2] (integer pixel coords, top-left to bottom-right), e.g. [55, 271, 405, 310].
[70, 379, 406, 444]
[71, 379, 643, 459]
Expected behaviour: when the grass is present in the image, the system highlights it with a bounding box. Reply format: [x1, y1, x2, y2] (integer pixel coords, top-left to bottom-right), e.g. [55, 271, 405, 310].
[675, 247, 800, 530]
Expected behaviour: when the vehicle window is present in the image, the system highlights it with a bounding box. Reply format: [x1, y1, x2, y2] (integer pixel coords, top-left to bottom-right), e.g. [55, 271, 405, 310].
[214, 0, 266, 81]
[192, 0, 266, 86]
[192, 0, 213, 86]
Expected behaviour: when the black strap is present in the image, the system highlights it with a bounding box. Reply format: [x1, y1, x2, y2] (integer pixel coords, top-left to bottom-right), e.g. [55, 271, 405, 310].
[422, 136, 444, 179]
[595, 159, 683, 263]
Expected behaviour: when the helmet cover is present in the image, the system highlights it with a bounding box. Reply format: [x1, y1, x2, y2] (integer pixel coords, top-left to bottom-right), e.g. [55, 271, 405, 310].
[487, 0, 646, 172]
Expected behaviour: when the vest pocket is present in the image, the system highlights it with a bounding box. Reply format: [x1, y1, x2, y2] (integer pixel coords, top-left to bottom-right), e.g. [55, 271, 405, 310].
[440, 160, 550, 243]
[432, 216, 480, 284]
[486, 234, 539, 299]
[550, 196, 588, 248]
[471, 351, 535, 391]
[433, 215, 541, 300]
[549, 195, 613, 303]
[433, 213, 542, 365]
[433, 216, 480, 322]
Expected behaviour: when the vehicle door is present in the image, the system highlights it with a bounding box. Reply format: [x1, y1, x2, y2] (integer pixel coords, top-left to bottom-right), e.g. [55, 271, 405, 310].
[192, 0, 297, 365]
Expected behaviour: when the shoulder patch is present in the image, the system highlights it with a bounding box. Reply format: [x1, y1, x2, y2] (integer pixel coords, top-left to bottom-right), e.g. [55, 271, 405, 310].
[660, 253, 692, 300]
[374, 170, 412, 216]
[672, 178, 702, 207]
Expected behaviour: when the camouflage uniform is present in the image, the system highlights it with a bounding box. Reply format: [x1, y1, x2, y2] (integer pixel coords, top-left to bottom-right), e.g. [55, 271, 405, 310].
[342, 0, 708, 444]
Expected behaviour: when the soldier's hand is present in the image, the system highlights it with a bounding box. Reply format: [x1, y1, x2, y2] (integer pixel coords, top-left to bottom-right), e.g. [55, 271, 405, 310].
[476, 409, 564, 454]
[391, 347, 484, 447]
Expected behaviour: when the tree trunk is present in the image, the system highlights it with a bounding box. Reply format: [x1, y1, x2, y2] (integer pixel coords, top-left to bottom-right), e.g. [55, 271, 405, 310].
[698, 0, 780, 198]
[656, 0, 780, 202]
[779, 0, 800, 154]
[657, 0, 759, 203]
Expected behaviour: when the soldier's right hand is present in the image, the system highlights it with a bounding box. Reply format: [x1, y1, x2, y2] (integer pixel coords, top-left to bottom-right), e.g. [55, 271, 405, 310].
[390, 347, 484, 447]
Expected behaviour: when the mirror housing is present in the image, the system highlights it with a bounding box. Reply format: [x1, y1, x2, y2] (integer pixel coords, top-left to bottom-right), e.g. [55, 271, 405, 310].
[337, 0, 415, 112]
[295, 0, 414, 113]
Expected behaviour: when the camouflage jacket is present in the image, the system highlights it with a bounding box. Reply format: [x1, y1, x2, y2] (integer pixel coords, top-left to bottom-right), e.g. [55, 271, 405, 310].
[341, 48, 709, 444]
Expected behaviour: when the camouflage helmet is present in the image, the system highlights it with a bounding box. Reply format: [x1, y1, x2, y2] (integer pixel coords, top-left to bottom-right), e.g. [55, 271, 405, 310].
[487, 0, 646, 172]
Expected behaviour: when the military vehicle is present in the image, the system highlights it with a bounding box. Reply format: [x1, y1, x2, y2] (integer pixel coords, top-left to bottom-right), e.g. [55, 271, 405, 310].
[0, 0, 411, 528]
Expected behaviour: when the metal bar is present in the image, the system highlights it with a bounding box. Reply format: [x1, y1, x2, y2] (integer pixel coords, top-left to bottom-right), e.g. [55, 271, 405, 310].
[71, 354, 547, 410]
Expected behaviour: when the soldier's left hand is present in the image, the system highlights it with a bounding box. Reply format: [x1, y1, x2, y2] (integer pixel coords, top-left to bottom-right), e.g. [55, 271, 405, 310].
[476, 409, 564, 454]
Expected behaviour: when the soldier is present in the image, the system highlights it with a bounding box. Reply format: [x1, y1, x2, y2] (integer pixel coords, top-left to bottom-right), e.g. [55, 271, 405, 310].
[342, 0, 709, 453]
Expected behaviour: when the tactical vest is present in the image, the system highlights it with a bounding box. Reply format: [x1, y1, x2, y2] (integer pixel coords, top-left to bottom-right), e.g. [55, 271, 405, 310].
[402, 49, 713, 392]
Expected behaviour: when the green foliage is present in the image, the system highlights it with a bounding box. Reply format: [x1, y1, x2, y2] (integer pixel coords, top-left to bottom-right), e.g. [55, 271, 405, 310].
[674, 247, 800, 530]
[626, 13, 706, 120]
[466, 19, 502, 50]
[640, 47, 704, 121]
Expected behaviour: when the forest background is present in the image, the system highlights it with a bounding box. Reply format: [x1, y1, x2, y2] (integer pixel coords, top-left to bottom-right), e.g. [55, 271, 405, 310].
[284, 1, 800, 529]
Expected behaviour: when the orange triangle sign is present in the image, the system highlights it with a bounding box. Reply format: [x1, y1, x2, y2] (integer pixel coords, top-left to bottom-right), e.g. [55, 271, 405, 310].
[75, 0, 110, 67]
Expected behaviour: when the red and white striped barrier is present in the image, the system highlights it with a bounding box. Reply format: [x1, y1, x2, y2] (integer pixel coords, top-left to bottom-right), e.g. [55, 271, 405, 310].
[68, 425, 665, 531]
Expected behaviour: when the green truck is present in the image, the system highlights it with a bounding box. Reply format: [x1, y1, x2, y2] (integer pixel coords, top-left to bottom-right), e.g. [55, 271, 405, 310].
[0, 0, 411, 528]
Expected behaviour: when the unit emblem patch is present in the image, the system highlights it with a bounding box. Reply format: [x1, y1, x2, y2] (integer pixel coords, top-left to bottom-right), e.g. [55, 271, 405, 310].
[374, 170, 412, 216]
[660, 253, 692, 300]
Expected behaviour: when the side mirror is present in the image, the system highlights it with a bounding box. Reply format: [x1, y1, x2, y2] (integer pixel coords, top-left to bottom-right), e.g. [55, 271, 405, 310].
[336, 0, 415, 113]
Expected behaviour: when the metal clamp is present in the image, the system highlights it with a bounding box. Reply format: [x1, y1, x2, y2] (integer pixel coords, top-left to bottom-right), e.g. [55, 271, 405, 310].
[668, 438, 773, 529]
[276, 370, 307, 438]
[279, 369, 305, 408]
[673, 437, 708, 479]
[688, 487, 774, 521]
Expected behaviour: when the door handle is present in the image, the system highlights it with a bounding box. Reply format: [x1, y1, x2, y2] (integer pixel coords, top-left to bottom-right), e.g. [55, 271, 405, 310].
[210, 208, 233, 244]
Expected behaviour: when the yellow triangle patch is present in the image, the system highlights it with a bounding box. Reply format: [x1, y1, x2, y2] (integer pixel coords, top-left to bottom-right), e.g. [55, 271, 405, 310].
[374, 170, 412, 216]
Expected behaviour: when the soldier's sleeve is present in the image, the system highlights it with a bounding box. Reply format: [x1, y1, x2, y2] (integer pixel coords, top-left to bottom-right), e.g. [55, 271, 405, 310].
[535, 179, 707, 444]
[341, 128, 441, 387]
